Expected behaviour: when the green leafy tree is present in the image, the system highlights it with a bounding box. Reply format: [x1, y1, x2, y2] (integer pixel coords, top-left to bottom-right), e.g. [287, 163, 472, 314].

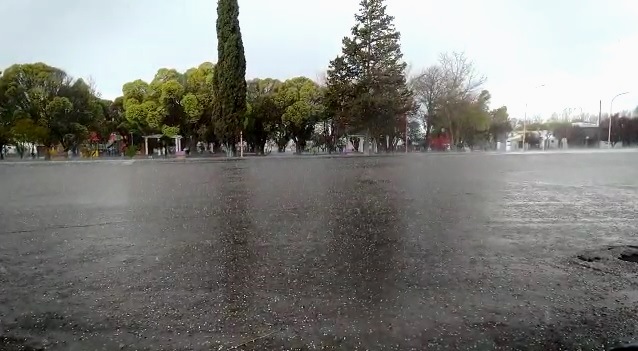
[310, 75, 340, 154]
[326, 0, 413, 153]
[182, 93, 203, 125]
[157, 78, 186, 134]
[42, 96, 73, 147]
[457, 90, 491, 148]
[105, 97, 136, 149]
[120, 64, 219, 154]
[122, 73, 185, 139]
[212, 0, 247, 156]
[150, 68, 184, 91]
[122, 80, 150, 107]
[0, 63, 105, 158]
[0, 70, 12, 159]
[89, 98, 117, 145]
[5, 66, 45, 153]
[276, 77, 323, 154]
[56, 78, 105, 154]
[488, 106, 511, 143]
[245, 78, 283, 154]
[324, 57, 353, 150]
[0, 122, 10, 159]
[183, 62, 216, 149]
[0, 63, 66, 158]
[121, 79, 153, 137]
[10, 118, 48, 158]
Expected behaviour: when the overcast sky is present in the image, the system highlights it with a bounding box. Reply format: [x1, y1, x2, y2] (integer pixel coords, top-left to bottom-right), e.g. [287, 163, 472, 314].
[1, 0, 637, 119]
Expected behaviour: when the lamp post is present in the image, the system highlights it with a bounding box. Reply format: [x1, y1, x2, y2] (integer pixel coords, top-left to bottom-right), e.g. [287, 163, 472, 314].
[522, 84, 546, 151]
[608, 92, 629, 148]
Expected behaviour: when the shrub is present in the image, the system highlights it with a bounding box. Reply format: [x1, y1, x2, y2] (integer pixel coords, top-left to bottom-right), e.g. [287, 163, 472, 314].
[125, 145, 138, 158]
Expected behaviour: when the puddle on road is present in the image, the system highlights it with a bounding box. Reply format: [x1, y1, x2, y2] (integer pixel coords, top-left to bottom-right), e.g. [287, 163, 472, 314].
[577, 254, 602, 263]
[619, 253, 638, 263]
[576, 245, 638, 265]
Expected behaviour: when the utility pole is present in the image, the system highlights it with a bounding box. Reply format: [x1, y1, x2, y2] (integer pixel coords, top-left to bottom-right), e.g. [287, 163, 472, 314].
[598, 100, 602, 148]
[239, 131, 243, 157]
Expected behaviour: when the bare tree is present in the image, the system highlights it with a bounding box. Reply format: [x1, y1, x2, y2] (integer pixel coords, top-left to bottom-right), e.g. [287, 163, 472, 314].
[437, 52, 486, 147]
[438, 52, 485, 101]
[86, 75, 102, 99]
[315, 71, 328, 87]
[410, 65, 445, 144]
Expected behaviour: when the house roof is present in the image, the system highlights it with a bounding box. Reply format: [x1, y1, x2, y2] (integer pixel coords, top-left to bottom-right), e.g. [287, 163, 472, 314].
[142, 134, 183, 139]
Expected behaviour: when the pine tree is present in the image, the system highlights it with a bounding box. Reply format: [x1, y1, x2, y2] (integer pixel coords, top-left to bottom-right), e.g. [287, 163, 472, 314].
[326, 0, 412, 152]
[212, 0, 247, 156]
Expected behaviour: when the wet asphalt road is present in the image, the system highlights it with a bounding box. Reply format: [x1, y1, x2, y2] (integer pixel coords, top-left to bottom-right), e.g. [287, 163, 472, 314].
[1, 152, 638, 350]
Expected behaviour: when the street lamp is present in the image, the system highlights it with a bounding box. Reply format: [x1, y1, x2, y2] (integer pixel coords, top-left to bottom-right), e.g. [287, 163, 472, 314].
[522, 84, 546, 151]
[608, 91, 629, 148]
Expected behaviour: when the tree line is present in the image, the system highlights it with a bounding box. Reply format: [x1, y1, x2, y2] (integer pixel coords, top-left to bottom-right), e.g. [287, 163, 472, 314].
[521, 116, 638, 148]
[1, 0, 515, 159]
[408, 52, 512, 149]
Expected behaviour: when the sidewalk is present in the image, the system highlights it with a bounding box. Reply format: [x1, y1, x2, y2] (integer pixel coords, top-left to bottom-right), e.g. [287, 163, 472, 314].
[0, 151, 401, 165]
[492, 147, 638, 156]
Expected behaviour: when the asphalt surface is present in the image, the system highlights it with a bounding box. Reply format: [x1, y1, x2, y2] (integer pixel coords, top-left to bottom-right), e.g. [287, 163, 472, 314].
[1, 152, 638, 350]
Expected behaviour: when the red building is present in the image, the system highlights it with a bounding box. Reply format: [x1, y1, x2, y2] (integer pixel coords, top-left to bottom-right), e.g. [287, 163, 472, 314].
[429, 133, 451, 151]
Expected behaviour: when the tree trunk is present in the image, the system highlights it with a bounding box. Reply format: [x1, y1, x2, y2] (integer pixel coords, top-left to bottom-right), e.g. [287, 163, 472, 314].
[189, 137, 197, 155]
[351, 137, 360, 152]
[277, 138, 288, 152]
[225, 142, 236, 157]
[294, 138, 306, 154]
[256, 142, 265, 155]
[17, 144, 25, 159]
[424, 122, 432, 151]
[447, 122, 456, 151]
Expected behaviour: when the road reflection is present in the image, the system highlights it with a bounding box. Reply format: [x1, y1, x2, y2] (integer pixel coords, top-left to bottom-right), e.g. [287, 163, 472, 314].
[217, 163, 256, 341]
[326, 175, 402, 306]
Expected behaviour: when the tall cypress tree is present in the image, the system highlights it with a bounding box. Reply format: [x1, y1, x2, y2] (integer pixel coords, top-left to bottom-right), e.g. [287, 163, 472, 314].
[212, 0, 247, 156]
[326, 0, 412, 152]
